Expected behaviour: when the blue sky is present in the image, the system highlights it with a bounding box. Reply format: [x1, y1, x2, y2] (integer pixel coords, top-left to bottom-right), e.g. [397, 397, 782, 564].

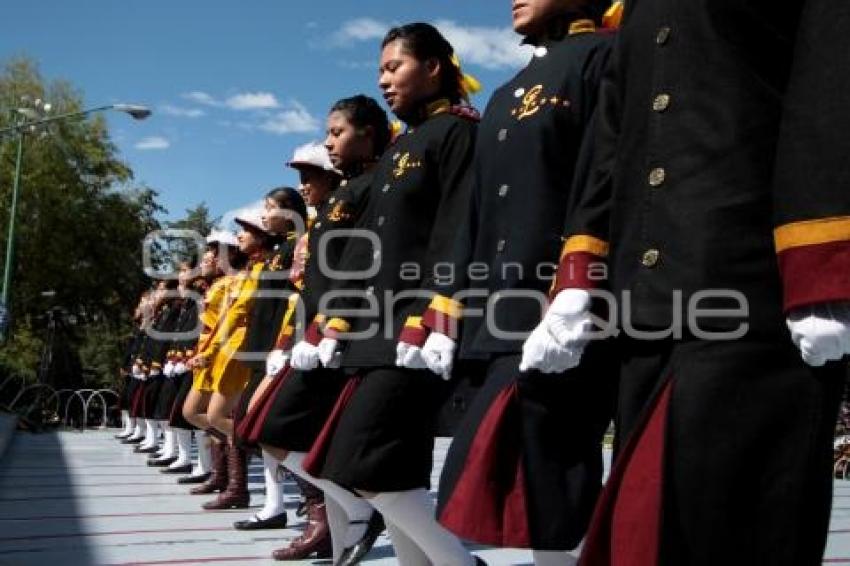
[0, 1, 532, 226]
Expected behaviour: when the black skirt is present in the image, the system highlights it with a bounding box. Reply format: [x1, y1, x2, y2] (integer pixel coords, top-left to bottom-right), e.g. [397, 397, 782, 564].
[153, 375, 181, 421]
[580, 337, 844, 566]
[314, 366, 450, 492]
[140, 376, 164, 419]
[256, 367, 348, 453]
[437, 345, 618, 551]
[120, 377, 139, 412]
[167, 372, 194, 430]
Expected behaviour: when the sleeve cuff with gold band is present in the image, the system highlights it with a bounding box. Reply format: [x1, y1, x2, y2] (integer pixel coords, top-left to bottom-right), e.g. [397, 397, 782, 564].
[303, 314, 327, 346]
[322, 317, 351, 340]
[399, 316, 429, 347]
[421, 295, 463, 340]
[550, 235, 610, 298]
[774, 216, 850, 312]
[274, 324, 295, 351]
[150, 361, 162, 370]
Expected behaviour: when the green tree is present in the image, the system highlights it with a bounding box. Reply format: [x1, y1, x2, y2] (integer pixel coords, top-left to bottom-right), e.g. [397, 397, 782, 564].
[0, 57, 165, 390]
[163, 202, 219, 267]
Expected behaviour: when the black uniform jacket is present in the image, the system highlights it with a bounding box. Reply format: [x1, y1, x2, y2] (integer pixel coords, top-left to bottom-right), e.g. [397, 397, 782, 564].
[139, 303, 183, 372]
[162, 300, 201, 367]
[554, 0, 850, 335]
[452, 23, 613, 358]
[314, 100, 479, 368]
[243, 235, 298, 370]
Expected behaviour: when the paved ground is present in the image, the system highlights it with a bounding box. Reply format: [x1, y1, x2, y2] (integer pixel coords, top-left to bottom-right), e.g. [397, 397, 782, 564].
[1, 429, 849, 565]
[0, 430, 538, 565]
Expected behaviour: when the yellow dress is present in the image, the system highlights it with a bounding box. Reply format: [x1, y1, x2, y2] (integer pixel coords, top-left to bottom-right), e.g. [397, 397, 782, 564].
[199, 261, 263, 395]
[192, 276, 230, 392]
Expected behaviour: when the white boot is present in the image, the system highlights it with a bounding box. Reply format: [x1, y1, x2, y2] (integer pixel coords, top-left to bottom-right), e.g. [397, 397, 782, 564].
[187, 432, 212, 478]
[127, 421, 145, 442]
[167, 429, 193, 469]
[139, 419, 158, 450]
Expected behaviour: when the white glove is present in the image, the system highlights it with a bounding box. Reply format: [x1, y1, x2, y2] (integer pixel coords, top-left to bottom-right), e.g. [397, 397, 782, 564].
[787, 302, 850, 367]
[519, 289, 594, 374]
[290, 340, 321, 371]
[173, 361, 188, 375]
[149, 368, 162, 378]
[421, 332, 456, 380]
[131, 364, 143, 379]
[266, 349, 289, 377]
[318, 338, 342, 369]
[163, 361, 175, 378]
[396, 341, 428, 370]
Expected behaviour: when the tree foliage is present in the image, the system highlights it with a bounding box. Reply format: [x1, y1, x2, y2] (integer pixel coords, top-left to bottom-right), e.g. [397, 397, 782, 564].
[0, 57, 165, 390]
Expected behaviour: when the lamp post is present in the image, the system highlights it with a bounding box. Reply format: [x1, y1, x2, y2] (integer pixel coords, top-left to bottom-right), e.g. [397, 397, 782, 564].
[0, 100, 152, 341]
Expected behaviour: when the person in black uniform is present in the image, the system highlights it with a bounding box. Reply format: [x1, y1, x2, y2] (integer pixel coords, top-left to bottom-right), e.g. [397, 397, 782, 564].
[521, 1, 850, 565]
[133, 279, 183, 455]
[150, 262, 206, 474]
[242, 96, 390, 562]
[223, 186, 306, 527]
[289, 23, 484, 566]
[431, 2, 618, 565]
[123, 291, 157, 444]
[115, 291, 152, 440]
[147, 262, 199, 468]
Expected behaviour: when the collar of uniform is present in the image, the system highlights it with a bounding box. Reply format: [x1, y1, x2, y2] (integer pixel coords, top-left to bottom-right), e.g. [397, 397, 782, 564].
[522, 16, 597, 48]
[405, 97, 453, 129]
[341, 159, 376, 180]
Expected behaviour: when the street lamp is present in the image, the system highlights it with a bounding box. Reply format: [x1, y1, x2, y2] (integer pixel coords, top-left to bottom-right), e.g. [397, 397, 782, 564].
[0, 99, 152, 342]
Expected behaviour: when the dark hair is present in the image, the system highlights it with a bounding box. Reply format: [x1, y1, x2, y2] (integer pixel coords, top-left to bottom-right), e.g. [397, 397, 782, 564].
[265, 186, 307, 226]
[331, 95, 391, 159]
[382, 23, 463, 104]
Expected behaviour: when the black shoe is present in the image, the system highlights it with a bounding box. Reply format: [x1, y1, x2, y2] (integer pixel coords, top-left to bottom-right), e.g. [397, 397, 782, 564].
[114, 431, 132, 439]
[135, 445, 159, 454]
[148, 456, 178, 467]
[475, 557, 488, 566]
[161, 464, 193, 475]
[177, 472, 211, 484]
[296, 499, 308, 518]
[335, 511, 385, 566]
[233, 512, 288, 530]
[122, 436, 144, 445]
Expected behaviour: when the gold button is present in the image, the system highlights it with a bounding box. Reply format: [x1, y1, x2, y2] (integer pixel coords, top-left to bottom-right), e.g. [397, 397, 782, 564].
[656, 26, 671, 45]
[641, 249, 660, 268]
[648, 167, 666, 187]
[498, 184, 509, 197]
[496, 239, 506, 253]
[314, 222, 322, 230]
[652, 94, 671, 112]
[498, 129, 508, 142]
[377, 216, 386, 227]
[382, 184, 390, 193]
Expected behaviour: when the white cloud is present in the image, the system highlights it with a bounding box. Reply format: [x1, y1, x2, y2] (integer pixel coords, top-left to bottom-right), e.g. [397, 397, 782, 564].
[258, 101, 319, 135]
[331, 17, 390, 46]
[435, 20, 531, 70]
[225, 92, 280, 111]
[182, 91, 220, 106]
[328, 18, 530, 71]
[160, 104, 205, 118]
[135, 136, 171, 151]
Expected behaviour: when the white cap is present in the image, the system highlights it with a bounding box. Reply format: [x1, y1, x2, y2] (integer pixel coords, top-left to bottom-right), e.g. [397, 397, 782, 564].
[234, 208, 269, 235]
[206, 230, 238, 247]
[287, 141, 341, 174]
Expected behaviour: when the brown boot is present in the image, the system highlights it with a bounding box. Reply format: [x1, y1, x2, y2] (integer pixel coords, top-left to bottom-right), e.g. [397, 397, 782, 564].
[190, 441, 228, 495]
[272, 499, 332, 561]
[202, 444, 249, 510]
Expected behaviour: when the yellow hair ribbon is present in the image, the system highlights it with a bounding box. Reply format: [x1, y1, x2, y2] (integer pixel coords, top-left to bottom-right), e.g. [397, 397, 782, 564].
[450, 53, 482, 100]
[603, 1, 624, 29]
